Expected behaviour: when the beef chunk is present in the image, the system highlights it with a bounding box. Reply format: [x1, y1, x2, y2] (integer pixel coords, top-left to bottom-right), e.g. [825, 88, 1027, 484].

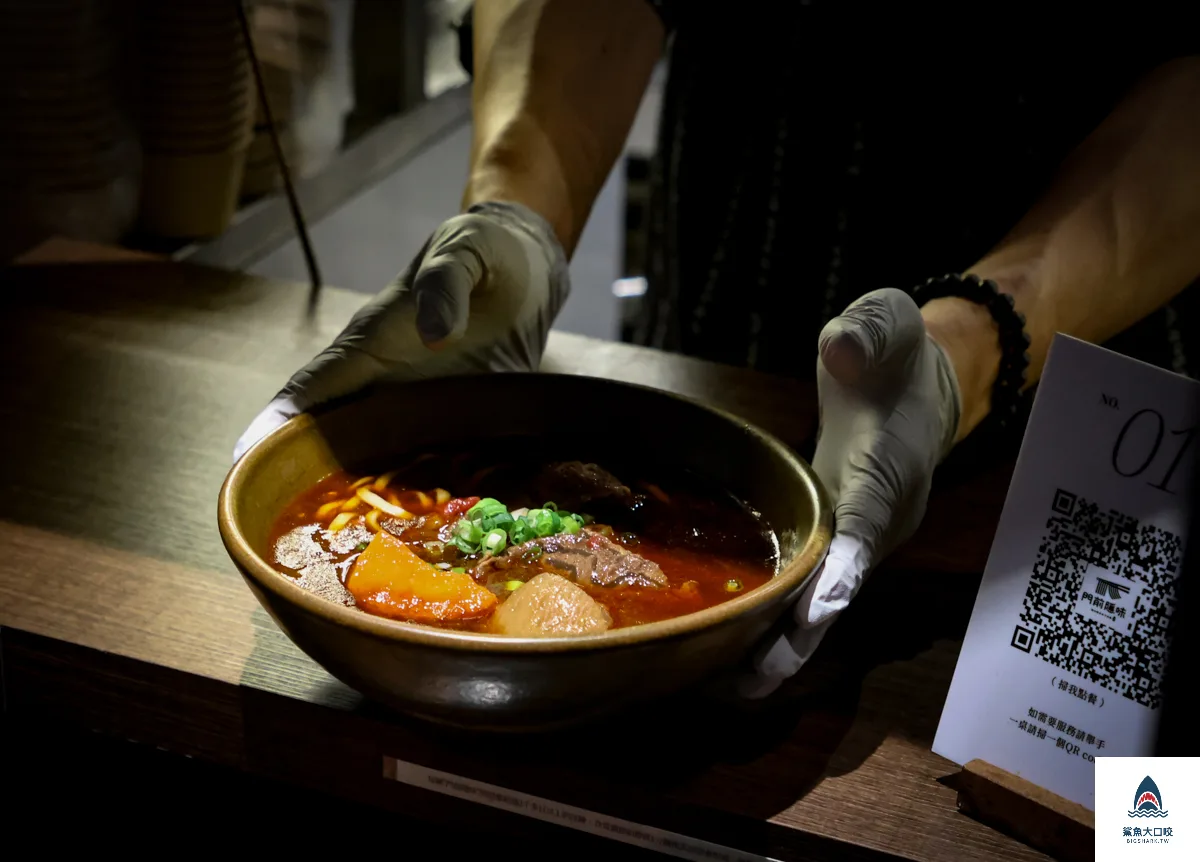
[533, 461, 633, 511]
[489, 573, 612, 637]
[474, 530, 667, 589]
[547, 530, 667, 588]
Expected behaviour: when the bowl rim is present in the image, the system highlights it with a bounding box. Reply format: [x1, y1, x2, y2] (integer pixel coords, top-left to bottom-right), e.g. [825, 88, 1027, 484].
[218, 373, 832, 654]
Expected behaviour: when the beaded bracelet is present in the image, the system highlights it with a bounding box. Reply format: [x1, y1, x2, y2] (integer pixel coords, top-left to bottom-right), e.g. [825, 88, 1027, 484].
[910, 273, 1032, 434]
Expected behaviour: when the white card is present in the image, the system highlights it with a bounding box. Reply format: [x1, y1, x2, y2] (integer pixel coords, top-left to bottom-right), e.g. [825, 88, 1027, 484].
[932, 335, 1200, 809]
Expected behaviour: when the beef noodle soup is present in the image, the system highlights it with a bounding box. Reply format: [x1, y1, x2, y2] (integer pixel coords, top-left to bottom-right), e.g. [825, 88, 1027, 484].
[269, 451, 777, 637]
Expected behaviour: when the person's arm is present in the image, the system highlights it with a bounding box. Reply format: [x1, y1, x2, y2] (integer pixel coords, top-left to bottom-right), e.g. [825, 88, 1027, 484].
[923, 57, 1200, 441]
[464, 0, 665, 256]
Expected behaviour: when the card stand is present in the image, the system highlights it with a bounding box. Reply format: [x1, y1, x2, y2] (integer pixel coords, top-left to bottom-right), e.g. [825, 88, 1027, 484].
[952, 760, 1094, 862]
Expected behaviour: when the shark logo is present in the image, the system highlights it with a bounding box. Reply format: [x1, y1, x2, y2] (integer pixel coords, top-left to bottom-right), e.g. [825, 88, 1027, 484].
[1129, 776, 1169, 818]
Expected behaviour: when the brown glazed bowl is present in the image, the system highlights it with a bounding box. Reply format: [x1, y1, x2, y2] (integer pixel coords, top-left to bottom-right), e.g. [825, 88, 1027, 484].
[218, 374, 831, 730]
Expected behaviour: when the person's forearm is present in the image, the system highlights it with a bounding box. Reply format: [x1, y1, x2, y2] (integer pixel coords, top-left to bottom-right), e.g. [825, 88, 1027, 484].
[923, 57, 1200, 441]
[464, 0, 663, 256]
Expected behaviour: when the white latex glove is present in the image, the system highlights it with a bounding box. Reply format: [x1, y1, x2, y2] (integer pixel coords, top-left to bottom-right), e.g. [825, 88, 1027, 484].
[738, 288, 962, 698]
[234, 201, 568, 461]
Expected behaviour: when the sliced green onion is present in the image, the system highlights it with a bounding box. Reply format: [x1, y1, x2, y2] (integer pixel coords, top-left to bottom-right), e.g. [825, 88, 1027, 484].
[520, 544, 544, 563]
[724, 579, 743, 592]
[451, 567, 467, 574]
[466, 497, 507, 521]
[450, 519, 483, 554]
[509, 520, 534, 545]
[483, 529, 507, 555]
[504, 580, 523, 591]
[479, 511, 517, 537]
[355, 541, 369, 551]
[435, 562, 451, 570]
[454, 519, 483, 544]
[449, 497, 595, 547]
[424, 540, 445, 554]
[526, 508, 556, 537]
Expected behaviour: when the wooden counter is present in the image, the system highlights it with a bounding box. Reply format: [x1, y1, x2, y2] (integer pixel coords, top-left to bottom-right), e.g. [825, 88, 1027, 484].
[0, 254, 1039, 861]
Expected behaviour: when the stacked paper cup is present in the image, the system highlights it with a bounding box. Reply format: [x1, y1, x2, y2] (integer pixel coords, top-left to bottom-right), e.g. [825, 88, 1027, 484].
[239, 0, 333, 198]
[241, 0, 300, 197]
[0, 0, 141, 242]
[136, 1, 255, 238]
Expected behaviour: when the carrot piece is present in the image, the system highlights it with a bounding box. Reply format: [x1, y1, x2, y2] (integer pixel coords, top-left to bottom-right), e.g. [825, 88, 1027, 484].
[347, 532, 496, 623]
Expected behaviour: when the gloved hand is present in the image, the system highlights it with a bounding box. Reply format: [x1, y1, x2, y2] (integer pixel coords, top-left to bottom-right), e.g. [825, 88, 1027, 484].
[738, 288, 962, 698]
[233, 201, 568, 461]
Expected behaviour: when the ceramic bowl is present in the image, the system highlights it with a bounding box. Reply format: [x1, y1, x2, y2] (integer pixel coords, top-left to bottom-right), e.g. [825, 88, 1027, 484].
[219, 374, 831, 730]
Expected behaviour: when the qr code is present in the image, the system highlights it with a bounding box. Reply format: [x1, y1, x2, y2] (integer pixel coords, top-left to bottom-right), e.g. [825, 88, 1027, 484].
[1012, 488, 1181, 709]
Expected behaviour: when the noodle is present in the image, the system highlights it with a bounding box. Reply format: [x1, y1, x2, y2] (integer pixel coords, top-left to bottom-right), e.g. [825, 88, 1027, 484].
[356, 487, 414, 518]
[316, 499, 344, 518]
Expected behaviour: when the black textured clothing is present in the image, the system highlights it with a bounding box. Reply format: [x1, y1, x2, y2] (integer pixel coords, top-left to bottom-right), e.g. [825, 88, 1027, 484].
[635, 3, 1199, 380]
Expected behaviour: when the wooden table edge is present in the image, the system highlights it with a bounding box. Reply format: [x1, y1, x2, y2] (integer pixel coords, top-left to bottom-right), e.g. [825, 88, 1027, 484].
[2, 624, 928, 862]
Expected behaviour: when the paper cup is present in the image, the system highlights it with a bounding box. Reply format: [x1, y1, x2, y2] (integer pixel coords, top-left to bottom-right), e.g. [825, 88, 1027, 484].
[138, 146, 250, 238]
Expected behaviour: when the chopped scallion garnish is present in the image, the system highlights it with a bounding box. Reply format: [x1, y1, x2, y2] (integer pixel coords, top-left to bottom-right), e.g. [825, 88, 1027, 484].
[526, 508, 556, 537]
[483, 528, 507, 555]
[510, 520, 535, 544]
[466, 497, 507, 521]
[449, 496, 594, 554]
[454, 519, 483, 543]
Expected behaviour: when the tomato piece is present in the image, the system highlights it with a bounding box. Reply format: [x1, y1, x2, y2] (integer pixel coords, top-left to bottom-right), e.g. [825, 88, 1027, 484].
[441, 496, 481, 520]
